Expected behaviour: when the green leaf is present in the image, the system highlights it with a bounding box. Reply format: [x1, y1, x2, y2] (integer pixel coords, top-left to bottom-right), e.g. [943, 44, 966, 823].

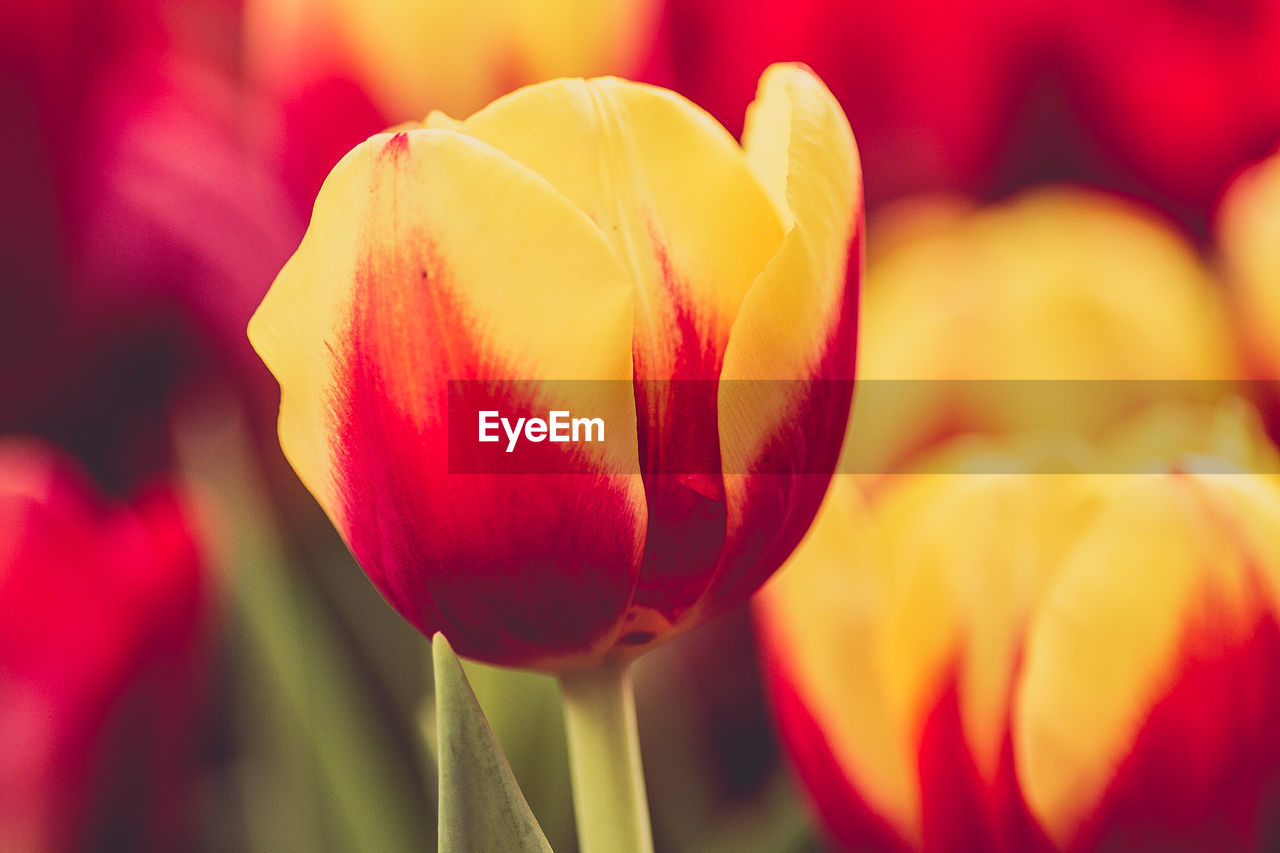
[433, 634, 553, 853]
[460, 660, 576, 850]
[176, 400, 429, 852]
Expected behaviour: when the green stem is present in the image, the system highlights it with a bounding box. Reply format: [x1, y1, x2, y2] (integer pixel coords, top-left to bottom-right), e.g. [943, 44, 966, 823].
[559, 660, 654, 853]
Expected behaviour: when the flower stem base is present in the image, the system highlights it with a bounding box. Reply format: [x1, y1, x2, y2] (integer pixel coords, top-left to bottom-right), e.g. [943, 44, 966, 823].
[559, 660, 654, 853]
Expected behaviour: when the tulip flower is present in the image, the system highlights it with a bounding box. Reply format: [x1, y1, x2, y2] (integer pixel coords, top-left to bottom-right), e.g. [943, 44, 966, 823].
[251, 61, 860, 669]
[245, 0, 665, 204]
[0, 0, 298, 489]
[252, 63, 859, 852]
[758, 402, 1280, 852]
[848, 188, 1240, 476]
[1219, 147, 1280, 382]
[0, 439, 208, 853]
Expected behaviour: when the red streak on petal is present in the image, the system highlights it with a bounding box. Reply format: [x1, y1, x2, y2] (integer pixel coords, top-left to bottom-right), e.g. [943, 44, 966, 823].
[330, 220, 641, 667]
[701, 217, 862, 619]
[629, 231, 728, 621]
[916, 669, 1053, 853]
[758, 617, 915, 853]
[1067, 605, 1280, 852]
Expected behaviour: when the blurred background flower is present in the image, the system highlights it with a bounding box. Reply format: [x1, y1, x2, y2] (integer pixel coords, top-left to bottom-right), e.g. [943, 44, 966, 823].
[0, 0, 296, 491]
[0, 439, 209, 852]
[663, 0, 1280, 231]
[847, 187, 1242, 477]
[1055, 0, 1280, 219]
[1220, 146, 1280, 383]
[758, 403, 1280, 852]
[244, 0, 666, 208]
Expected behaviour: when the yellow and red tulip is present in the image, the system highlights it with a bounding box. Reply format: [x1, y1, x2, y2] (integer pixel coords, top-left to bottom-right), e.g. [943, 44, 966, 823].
[0, 439, 209, 853]
[758, 403, 1280, 852]
[249, 64, 862, 671]
[849, 188, 1240, 477]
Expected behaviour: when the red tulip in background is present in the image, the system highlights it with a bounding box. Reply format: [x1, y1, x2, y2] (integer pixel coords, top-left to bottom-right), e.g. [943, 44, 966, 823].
[0, 439, 209, 853]
[0, 0, 297, 489]
[665, 0, 1038, 207]
[663, 0, 1280, 219]
[1057, 0, 1280, 209]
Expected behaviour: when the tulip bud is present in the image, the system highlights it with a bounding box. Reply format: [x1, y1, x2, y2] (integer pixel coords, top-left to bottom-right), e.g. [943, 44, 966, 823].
[249, 65, 862, 670]
[758, 402, 1280, 852]
[0, 440, 208, 852]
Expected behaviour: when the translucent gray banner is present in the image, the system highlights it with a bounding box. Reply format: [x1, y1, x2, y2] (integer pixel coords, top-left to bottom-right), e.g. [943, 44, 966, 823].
[446, 380, 1280, 475]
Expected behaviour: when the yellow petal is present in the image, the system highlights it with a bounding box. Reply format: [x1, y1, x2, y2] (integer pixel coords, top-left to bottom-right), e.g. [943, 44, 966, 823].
[436, 75, 790, 624]
[723, 62, 861, 388]
[1013, 475, 1261, 847]
[444, 76, 785, 383]
[700, 64, 862, 615]
[756, 477, 921, 847]
[863, 188, 1237, 382]
[848, 188, 1241, 476]
[879, 473, 1092, 791]
[248, 127, 642, 542]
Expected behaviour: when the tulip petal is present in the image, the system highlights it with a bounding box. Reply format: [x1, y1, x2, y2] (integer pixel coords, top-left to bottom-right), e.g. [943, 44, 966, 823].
[1014, 475, 1280, 848]
[703, 63, 862, 617]
[444, 76, 787, 623]
[249, 129, 647, 668]
[755, 478, 921, 850]
[446, 77, 783, 384]
[875, 473, 1086, 852]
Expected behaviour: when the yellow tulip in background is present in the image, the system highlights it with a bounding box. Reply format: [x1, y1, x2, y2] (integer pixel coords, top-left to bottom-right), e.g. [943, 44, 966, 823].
[848, 188, 1242, 477]
[759, 400, 1280, 852]
[245, 0, 665, 205]
[247, 0, 660, 121]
